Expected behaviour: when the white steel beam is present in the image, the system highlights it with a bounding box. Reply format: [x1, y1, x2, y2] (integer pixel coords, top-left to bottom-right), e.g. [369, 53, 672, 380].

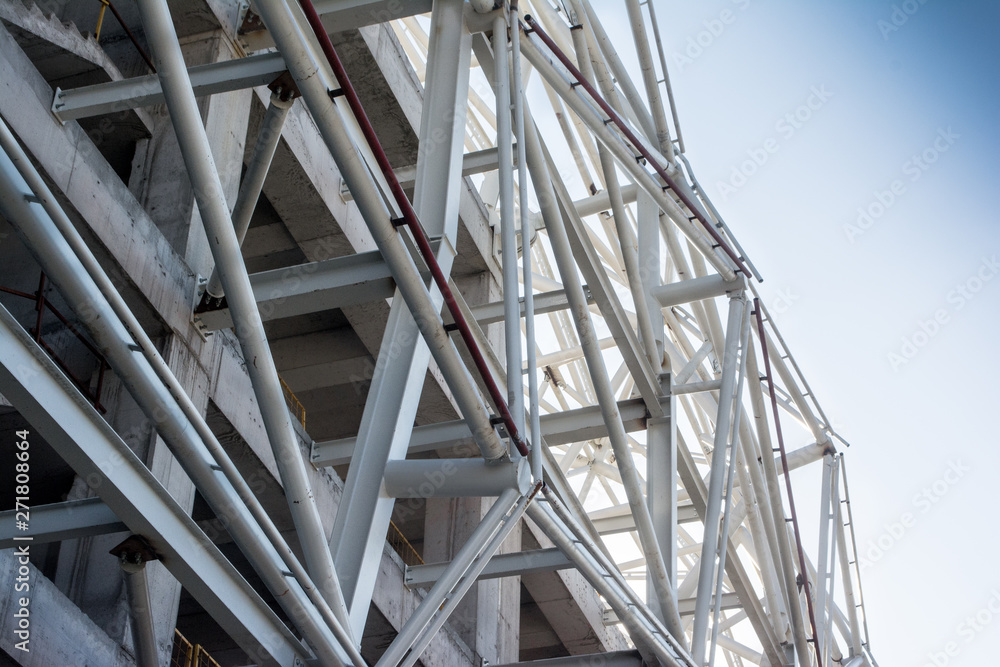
[0, 498, 125, 549]
[51, 52, 286, 121]
[320, 0, 477, 640]
[0, 305, 307, 667]
[311, 398, 651, 467]
[404, 547, 574, 587]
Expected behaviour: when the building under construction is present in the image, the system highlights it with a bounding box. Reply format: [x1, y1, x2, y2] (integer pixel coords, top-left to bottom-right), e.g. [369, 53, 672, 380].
[0, 1, 879, 666]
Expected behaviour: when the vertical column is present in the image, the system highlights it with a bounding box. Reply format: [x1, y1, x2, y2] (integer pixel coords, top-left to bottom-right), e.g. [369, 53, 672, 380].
[646, 373, 676, 624]
[328, 0, 473, 641]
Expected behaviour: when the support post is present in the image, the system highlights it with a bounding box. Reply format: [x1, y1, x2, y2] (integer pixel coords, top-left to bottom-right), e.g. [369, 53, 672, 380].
[134, 0, 353, 637]
[691, 293, 746, 663]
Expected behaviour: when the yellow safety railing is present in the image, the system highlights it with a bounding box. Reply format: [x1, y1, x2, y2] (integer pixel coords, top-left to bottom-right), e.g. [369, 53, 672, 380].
[279, 375, 307, 430]
[387, 520, 423, 566]
[171, 628, 222, 667]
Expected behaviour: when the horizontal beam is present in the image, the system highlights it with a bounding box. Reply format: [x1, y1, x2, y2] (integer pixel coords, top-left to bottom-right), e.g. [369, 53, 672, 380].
[404, 547, 573, 587]
[0, 498, 125, 549]
[52, 52, 286, 121]
[311, 398, 650, 467]
[591, 503, 700, 535]
[604, 593, 742, 621]
[195, 250, 400, 332]
[340, 145, 510, 200]
[383, 458, 529, 498]
[651, 273, 745, 309]
[0, 305, 306, 667]
[469, 286, 593, 327]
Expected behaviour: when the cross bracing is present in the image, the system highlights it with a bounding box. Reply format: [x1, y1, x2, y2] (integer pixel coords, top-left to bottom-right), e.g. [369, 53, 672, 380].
[0, 1, 879, 666]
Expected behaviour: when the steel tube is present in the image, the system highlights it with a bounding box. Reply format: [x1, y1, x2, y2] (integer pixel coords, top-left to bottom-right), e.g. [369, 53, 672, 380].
[383, 458, 529, 498]
[652, 273, 745, 309]
[528, 500, 688, 667]
[0, 115, 363, 661]
[745, 341, 811, 664]
[134, 2, 356, 643]
[517, 29, 737, 282]
[755, 301, 823, 667]
[522, 97, 685, 642]
[267, 0, 512, 460]
[567, 0, 660, 370]
[522, 16, 750, 279]
[624, 0, 674, 156]
[494, 13, 526, 443]
[708, 303, 751, 666]
[205, 92, 293, 298]
[396, 490, 533, 667]
[691, 294, 746, 663]
[0, 131, 348, 666]
[121, 562, 158, 667]
[376, 488, 522, 667]
[510, 0, 542, 483]
[836, 459, 864, 658]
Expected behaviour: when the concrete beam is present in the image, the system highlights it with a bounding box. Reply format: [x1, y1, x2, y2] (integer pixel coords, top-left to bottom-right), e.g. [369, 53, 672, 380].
[311, 398, 650, 467]
[494, 651, 643, 667]
[239, 0, 435, 52]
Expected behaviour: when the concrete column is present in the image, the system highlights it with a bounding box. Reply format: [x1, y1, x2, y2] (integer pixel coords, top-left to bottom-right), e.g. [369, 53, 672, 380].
[424, 497, 521, 665]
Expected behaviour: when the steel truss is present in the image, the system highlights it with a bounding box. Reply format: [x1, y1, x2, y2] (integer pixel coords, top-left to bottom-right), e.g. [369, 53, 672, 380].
[0, 0, 879, 665]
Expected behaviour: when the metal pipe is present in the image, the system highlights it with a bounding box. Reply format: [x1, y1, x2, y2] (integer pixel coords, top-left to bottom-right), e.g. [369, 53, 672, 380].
[0, 130, 350, 666]
[120, 557, 158, 667]
[0, 116, 363, 661]
[754, 300, 823, 667]
[642, 0, 686, 153]
[287, 0, 522, 459]
[494, 12, 526, 444]
[517, 27, 736, 283]
[529, 499, 688, 667]
[824, 457, 843, 666]
[816, 453, 835, 659]
[652, 273, 745, 309]
[522, 16, 750, 280]
[396, 489, 533, 667]
[383, 458, 529, 498]
[134, 1, 357, 646]
[708, 301, 751, 667]
[624, 0, 674, 158]
[691, 294, 746, 663]
[205, 91, 294, 299]
[745, 340, 811, 664]
[510, 0, 543, 484]
[522, 98, 685, 643]
[376, 488, 523, 667]
[836, 457, 864, 658]
[566, 0, 659, 371]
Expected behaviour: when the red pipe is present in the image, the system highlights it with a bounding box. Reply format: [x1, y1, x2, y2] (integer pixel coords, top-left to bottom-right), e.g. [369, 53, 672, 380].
[296, 0, 529, 458]
[523, 16, 751, 280]
[753, 299, 822, 667]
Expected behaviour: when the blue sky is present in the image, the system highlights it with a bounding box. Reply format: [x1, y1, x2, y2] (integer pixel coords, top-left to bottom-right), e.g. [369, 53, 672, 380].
[595, 0, 999, 663]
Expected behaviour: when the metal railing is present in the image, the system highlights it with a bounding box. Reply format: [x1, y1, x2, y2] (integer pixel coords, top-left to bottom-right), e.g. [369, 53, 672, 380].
[170, 628, 222, 667]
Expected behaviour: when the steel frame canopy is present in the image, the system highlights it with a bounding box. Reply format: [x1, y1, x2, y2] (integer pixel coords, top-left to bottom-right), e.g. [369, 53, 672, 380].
[0, 0, 880, 666]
